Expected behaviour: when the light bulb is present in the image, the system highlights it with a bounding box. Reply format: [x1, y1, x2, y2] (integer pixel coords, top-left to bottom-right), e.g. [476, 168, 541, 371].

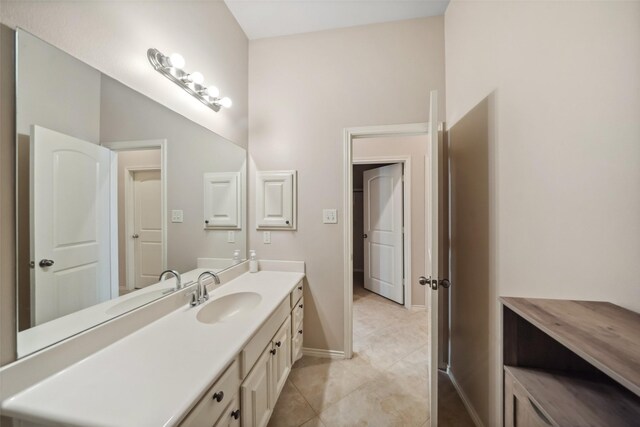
[206, 86, 220, 98]
[219, 97, 232, 108]
[168, 53, 185, 69]
[190, 72, 204, 85]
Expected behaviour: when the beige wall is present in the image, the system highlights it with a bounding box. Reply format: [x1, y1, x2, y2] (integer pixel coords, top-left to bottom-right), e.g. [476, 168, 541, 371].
[1, 1, 248, 147]
[116, 149, 162, 288]
[445, 1, 640, 425]
[353, 135, 428, 307]
[248, 17, 445, 352]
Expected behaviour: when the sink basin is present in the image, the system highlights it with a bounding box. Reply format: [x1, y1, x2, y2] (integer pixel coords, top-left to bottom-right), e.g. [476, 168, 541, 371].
[197, 292, 262, 324]
[105, 288, 173, 316]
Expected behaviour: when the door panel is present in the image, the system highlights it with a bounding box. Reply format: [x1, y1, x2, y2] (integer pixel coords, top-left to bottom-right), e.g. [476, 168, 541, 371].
[272, 317, 292, 400]
[32, 125, 112, 325]
[132, 170, 162, 288]
[363, 163, 404, 304]
[427, 90, 440, 427]
[241, 346, 273, 427]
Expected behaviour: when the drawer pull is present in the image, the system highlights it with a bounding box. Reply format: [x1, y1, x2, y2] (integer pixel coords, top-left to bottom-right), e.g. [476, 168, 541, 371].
[275, 341, 282, 347]
[298, 285, 302, 290]
[212, 391, 224, 402]
[528, 398, 552, 425]
[270, 348, 277, 355]
[298, 329, 303, 334]
[299, 304, 303, 308]
[231, 409, 240, 420]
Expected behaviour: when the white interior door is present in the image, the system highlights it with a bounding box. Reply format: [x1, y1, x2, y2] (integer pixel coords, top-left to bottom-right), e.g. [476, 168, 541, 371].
[363, 163, 404, 304]
[131, 170, 163, 288]
[31, 125, 112, 325]
[426, 90, 440, 426]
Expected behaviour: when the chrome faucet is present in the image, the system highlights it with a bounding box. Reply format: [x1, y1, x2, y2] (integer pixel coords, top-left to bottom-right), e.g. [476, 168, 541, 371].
[159, 269, 182, 290]
[190, 271, 220, 307]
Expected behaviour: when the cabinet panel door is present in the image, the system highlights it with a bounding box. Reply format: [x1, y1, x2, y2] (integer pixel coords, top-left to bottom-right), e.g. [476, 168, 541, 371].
[256, 171, 296, 229]
[272, 316, 292, 402]
[241, 347, 273, 427]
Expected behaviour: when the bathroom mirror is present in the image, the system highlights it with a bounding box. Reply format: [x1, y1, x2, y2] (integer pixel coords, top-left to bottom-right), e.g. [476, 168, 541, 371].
[15, 29, 247, 357]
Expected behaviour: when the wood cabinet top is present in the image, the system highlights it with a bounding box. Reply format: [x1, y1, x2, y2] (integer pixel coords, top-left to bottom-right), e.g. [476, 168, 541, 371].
[500, 297, 640, 396]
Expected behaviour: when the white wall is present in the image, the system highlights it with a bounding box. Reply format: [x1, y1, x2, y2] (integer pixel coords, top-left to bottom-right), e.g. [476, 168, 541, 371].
[445, 1, 640, 425]
[1, 1, 248, 147]
[249, 17, 445, 352]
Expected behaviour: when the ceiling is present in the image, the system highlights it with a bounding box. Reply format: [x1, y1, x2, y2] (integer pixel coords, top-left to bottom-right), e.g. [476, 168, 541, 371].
[224, 0, 450, 40]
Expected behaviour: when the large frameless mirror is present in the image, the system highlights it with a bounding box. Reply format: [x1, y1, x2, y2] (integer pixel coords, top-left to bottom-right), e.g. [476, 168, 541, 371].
[15, 29, 247, 357]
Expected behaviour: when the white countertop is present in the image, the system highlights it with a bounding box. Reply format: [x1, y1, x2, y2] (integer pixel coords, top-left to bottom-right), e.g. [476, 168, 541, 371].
[2, 270, 304, 427]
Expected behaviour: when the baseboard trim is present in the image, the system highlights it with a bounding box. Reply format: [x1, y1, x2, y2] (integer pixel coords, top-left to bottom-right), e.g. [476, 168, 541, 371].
[447, 367, 485, 427]
[301, 347, 346, 359]
[411, 304, 427, 311]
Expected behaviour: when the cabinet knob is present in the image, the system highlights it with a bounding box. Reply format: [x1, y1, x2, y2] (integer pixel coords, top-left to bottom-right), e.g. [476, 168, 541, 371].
[270, 348, 277, 355]
[298, 329, 303, 334]
[299, 304, 303, 308]
[231, 409, 240, 420]
[298, 286, 302, 290]
[286, 220, 290, 225]
[275, 341, 282, 347]
[212, 391, 224, 402]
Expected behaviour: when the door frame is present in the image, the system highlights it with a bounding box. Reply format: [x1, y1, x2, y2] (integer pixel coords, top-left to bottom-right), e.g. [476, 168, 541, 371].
[124, 166, 162, 290]
[353, 157, 412, 309]
[101, 139, 168, 289]
[343, 123, 429, 359]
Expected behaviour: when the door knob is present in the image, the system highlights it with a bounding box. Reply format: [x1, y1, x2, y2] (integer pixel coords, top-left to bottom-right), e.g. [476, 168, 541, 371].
[39, 259, 54, 268]
[418, 276, 429, 286]
[132, 234, 139, 239]
[419, 276, 451, 290]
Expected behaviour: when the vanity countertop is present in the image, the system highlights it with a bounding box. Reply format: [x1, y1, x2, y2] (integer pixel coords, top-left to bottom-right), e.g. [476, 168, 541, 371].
[1, 270, 304, 427]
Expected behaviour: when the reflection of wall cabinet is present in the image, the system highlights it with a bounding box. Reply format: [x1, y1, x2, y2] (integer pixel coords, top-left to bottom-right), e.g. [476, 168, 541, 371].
[256, 171, 296, 229]
[204, 172, 241, 229]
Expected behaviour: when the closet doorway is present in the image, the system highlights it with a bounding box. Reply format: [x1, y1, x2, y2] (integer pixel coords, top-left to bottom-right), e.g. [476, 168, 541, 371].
[353, 160, 411, 307]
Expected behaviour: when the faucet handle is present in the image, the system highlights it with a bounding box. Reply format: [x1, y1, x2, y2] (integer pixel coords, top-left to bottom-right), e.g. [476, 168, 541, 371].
[189, 290, 198, 307]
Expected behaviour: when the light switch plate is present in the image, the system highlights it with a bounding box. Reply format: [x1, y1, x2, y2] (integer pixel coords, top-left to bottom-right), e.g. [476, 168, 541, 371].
[263, 231, 271, 244]
[227, 231, 235, 243]
[171, 210, 184, 223]
[323, 209, 338, 224]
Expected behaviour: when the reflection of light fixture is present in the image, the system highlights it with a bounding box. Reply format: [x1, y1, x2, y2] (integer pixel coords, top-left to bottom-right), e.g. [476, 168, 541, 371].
[147, 48, 232, 112]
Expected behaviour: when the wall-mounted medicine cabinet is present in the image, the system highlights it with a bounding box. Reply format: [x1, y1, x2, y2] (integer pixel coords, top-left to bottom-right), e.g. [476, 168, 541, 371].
[256, 170, 297, 230]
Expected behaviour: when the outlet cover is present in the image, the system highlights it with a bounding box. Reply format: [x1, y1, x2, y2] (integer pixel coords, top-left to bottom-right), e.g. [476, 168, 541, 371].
[323, 209, 338, 224]
[263, 231, 271, 244]
[171, 210, 184, 223]
[227, 231, 235, 243]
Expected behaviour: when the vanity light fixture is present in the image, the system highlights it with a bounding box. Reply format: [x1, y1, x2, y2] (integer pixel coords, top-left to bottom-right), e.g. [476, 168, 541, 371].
[147, 48, 232, 112]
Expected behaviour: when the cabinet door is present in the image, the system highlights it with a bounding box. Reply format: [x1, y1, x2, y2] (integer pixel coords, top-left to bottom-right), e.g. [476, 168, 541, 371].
[272, 316, 292, 401]
[241, 347, 273, 427]
[214, 394, 241, 427]
[256, 171, 296, 229]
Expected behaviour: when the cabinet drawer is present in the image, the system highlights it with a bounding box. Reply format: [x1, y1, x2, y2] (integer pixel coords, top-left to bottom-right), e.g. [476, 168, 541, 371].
[292, 297, 304, 328]
[290, 281, 303, 309]
[181, 359, 240, 427]
[241, 298, 289, 378]
[214, 394, 241, 427]
[292, 324, 303, 363]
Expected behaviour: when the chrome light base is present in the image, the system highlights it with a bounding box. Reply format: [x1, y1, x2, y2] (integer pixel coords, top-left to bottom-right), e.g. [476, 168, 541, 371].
[147, 48, 222, 112]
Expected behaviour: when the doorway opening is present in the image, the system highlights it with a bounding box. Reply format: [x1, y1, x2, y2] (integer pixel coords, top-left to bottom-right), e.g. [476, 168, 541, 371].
[101, 139, 167, 296]
[352, 161, 410, 308]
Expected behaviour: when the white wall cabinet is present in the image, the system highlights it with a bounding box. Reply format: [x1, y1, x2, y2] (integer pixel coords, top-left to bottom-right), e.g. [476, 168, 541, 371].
[204, 172, 241, 229]
[255, 171, 296, 229]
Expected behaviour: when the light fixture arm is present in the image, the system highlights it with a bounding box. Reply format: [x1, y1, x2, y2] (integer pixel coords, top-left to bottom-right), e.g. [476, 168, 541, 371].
[147, 48, 229, 113]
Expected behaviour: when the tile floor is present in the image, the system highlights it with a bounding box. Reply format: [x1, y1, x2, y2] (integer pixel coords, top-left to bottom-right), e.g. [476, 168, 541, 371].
[268, 274, 474, 427]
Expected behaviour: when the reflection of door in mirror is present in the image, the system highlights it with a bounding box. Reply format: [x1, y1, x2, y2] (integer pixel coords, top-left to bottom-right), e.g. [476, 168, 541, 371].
[31, 125, 114, 326]
[127, 167, 162, 290]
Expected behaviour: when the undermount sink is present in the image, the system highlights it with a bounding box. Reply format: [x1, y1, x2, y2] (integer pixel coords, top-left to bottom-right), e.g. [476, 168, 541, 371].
[105, 288, 173, 316]
[197, 292, 262, 324]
